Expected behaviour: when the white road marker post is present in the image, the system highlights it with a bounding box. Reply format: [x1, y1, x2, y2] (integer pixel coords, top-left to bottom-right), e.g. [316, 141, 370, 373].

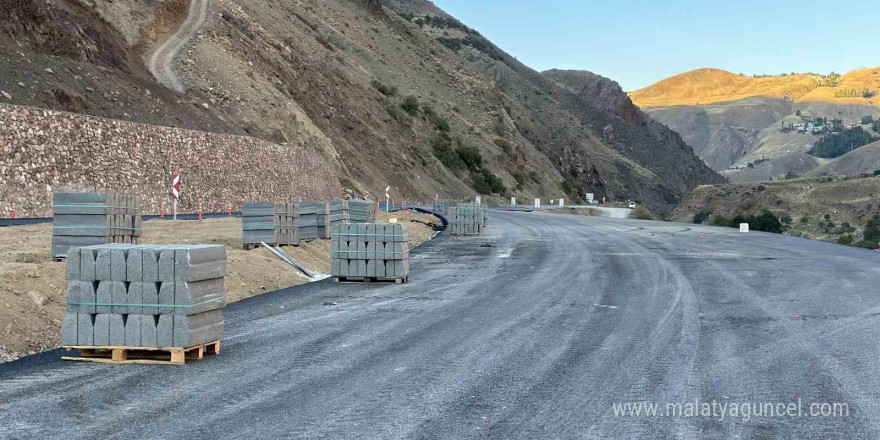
[385, 186, 390, 213]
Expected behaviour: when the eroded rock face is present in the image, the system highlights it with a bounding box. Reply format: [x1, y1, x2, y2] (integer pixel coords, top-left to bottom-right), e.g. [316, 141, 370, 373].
[545, 70, 646, 126]
[0, 104, 343, 217]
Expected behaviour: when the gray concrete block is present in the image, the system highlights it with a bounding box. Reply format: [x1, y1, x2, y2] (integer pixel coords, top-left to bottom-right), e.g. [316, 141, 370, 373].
[124, 314, 142, 347]
[110, 281, 127, 315]
[61, 313, 78, 346]
[175, 278, 225, 315]
[157, 314, 174, 347]
[93, 314, 110, 346]
[141, 282, 159, 315]
[80, 248, 98, 281]
[52, 214, 108, 237]
[126, 282, 142, 315]
[79, 281, 97, 314]
[141, 315, 158, 347]
[95, 281, 114, 314]
[142, 248, 159, 283]
[96, 249, 112, 281]
[77, 313, 94, 346]
[52, 193, 106, 215]
[109, 314, 125, 346]
[65, 248, 81, 281]
[173, 310, 224, 348]
[158, 249, 175, 282]
[65, 281, 81, 314]
[175, 246, 226, 283]
[159, 281, 175, 314]
[126, 248, 143, 282]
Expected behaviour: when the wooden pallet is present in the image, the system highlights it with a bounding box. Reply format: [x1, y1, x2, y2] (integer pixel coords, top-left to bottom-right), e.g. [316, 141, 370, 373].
[335, 276, 408, 285]
[62, 340, 220, 366]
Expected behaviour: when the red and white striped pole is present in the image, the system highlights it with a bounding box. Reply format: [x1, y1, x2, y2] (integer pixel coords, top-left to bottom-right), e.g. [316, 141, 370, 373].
[160, 198, 166, 219]
[11, 200, 16, 219]
[198, 202, 203, 221]
[228, 205, 233, 216]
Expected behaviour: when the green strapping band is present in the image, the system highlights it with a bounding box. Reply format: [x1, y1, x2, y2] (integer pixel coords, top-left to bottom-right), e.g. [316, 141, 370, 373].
[334, 234, 406, 237]
[54, 204, 141, 210]
[69, 297, 223, 308]
[53, 226, 142, 231]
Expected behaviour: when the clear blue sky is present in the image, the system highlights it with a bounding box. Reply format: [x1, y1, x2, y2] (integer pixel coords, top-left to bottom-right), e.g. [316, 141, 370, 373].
[433, 0, 879, 91]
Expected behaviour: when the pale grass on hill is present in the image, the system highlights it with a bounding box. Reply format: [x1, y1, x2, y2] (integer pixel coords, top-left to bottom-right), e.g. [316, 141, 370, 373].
[630, 67, 880, 109]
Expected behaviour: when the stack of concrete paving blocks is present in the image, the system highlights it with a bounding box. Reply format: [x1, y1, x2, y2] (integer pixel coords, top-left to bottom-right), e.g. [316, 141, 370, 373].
[52, 193, 142, 259]
[447, 204, 487, 236]
[242, 202, 299, 248]
[328, 200, 348, 234]
[61, 244, 226, 349]
[331, 223, 409, 282]
[316, 202, 330, 239]
[432, 199, 450, 215]
[297, 201, 321, 242]
[347, 200, 376, 223]
[276, 202, 300, 245]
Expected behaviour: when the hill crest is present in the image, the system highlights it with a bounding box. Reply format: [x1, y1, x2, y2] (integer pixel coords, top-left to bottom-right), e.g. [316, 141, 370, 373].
[629, 68, 880, 108]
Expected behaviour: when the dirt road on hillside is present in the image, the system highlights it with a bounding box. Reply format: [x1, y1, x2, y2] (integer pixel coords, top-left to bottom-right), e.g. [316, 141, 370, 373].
[148, 0, 211, 92]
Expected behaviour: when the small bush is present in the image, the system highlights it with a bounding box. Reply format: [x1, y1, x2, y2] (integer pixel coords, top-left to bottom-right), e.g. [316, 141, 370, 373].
[800, 216, 810, 224]
[422, 106, 449, 132]
[495, 138, 512, 154]
[693, 208, 713, 224]
[400, 96, 420, 115]
[631, 206, 654, 220]
[854, 241, 879, 249]
[371, 80, 398, 97]
[455, 145, 483, 171]
[837, 234, 854, 245]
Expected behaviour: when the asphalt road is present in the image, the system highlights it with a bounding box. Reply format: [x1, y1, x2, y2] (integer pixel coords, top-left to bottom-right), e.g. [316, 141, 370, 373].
[2, 210, 880, 439]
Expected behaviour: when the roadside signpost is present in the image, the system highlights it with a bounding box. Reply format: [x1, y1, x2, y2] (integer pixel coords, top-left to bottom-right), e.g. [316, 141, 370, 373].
[385, 186, 390, 212]
[534, 198, 541, 208]
[511, 197, 516, 206]
[171, 173, 181, 221]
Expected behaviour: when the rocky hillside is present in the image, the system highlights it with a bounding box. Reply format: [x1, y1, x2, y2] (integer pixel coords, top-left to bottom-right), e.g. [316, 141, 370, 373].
[0, 0, 721, 209]
[670, 175, 880, 248]
[629, 68, 880, 179]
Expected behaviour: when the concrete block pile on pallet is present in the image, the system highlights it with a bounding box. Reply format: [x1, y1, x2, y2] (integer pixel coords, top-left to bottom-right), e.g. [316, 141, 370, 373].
[52, 193, 142, 259]
[448, 204, 487, 236]
[61, 244, 227, 349]
[331, 223, 409, 282]
[297, 201, 321, 241]
[432, 199, 450, 215]
[328, 200, 348, 233]
[347, 200, 376, 223]
[242, 202, 299, 248]
[316, 202, 330, 239]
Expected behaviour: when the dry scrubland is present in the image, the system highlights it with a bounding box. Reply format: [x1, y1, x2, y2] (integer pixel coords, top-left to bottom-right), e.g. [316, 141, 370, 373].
[0, 210, 439, 362]
[671, 175, 880, 243]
